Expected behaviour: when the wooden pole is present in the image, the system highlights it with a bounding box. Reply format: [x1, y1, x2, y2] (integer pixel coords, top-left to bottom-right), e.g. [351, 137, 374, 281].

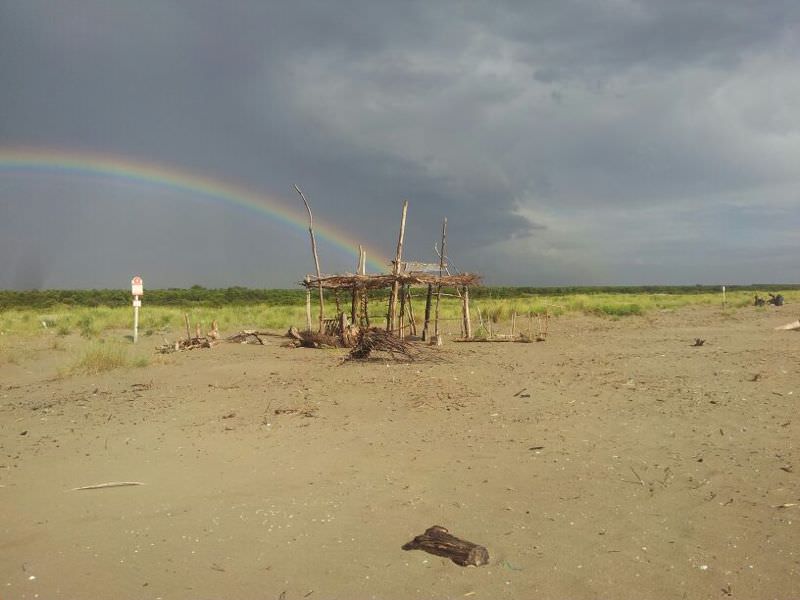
[334, 289, 342, 315]
[398, 284, 406, 339]
[462, 286, 472, 339]
[351, 246, 362, 325]
[433, 217, 447, 339]
[422, 284, 433, 341]
[184, 313, 192, 342]
[304, 275, 312, 331]
[511, 311, 516, 338]
[406, 288, 417, 336]
[295, 185, 324, 332]
[388, 200, 409, 332]
[359, 245, 366, 275]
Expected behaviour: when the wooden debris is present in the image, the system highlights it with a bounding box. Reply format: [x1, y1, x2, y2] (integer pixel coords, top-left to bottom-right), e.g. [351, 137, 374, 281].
[156, 314, 217, 352]
[348, 328, 431, 361]
[287, 329, 341, 349]
[226, 330, 267, 344]
[156, 336, 215, 353]
[692, 338, 706, 347]
[402, 525, 489, 567]
[70, 481, 145, 491]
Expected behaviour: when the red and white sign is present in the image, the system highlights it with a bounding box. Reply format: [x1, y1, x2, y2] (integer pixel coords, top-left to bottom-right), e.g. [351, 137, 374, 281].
[131, 276, 144, 297]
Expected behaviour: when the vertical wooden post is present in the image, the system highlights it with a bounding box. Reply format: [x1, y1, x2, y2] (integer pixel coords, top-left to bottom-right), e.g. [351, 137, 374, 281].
[304, 275, 312, 331]
[351, 285, 358, 326]
[388, 200, 409, 332]
[462, 286, 472, 339]
[184, 313, 192, 343]
[422, 284, 433, 341]
[351, 246, 363, 325]
[295, 185, 324, 332]
[334, 289, 342, 315]
[511, 311, 516, 338]
[359, 245, 366, 275]
[398, 284, 406, 339]
[433, 218, 447, 339]
[406, 287, 417, 336]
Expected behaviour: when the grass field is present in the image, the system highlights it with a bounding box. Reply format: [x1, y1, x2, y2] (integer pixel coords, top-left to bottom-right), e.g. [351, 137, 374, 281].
[0, 288, 796, 339]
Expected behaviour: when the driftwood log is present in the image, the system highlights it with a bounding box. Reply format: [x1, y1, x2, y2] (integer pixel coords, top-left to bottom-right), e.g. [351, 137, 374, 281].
[402, 525, 489, 567]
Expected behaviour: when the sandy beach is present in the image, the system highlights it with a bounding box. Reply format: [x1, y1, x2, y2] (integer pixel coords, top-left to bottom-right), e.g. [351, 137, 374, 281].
[1, 304, 798, 599]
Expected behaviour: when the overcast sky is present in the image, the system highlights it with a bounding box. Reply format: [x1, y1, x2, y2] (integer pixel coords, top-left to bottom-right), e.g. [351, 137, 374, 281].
[1, 1, 798, 289]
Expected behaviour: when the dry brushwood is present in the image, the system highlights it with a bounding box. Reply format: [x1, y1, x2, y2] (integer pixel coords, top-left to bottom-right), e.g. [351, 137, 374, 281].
[347, 328, 431, 361]
[226, 330, 267, 344]
[287, 329, 341, 349]
[156, 337, 215, 353]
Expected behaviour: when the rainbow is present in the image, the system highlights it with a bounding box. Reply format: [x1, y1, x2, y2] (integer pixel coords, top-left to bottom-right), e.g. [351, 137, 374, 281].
[0, 146, 390, 272]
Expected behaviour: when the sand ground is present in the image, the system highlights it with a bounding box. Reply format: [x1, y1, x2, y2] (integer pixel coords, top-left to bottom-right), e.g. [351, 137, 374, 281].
[1, 305, 798, 599]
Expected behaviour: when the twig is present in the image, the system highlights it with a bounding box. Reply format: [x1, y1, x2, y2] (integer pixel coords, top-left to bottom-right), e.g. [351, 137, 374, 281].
[70, 481, 145, 491]
[630, 466, 646, 487]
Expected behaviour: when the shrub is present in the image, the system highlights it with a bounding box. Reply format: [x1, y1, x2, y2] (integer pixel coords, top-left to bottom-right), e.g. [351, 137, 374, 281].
[73, 343, 128, 373]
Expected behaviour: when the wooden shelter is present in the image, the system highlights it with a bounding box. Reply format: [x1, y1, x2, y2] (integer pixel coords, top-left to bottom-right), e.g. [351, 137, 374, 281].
[296, 194, 480, 341]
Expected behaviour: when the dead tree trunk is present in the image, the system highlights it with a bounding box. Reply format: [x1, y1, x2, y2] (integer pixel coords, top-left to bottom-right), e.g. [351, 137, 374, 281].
[422, 284, 433, 341]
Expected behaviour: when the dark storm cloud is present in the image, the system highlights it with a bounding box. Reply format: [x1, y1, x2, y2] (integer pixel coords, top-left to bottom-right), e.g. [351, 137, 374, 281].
[1, 0, 798, 287]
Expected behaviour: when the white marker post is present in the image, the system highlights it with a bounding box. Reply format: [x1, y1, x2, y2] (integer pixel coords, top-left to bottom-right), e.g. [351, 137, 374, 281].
[722, 285, 726, 309]
[131, 276, 144, 343]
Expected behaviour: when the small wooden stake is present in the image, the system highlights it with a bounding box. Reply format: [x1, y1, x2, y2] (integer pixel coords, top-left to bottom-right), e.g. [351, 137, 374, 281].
[184, 313, 192, 342]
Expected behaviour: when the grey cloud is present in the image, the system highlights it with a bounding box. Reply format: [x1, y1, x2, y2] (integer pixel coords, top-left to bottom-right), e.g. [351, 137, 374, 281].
[1, 1, 798, 288]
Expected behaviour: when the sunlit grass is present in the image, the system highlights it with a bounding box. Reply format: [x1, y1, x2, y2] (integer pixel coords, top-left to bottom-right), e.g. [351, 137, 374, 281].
[0, 289, 796, 338]
[72, 342, 129, 374]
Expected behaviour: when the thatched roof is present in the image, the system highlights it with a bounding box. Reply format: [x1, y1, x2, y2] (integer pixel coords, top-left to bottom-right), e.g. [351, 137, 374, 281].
[300, 272, 480, 291]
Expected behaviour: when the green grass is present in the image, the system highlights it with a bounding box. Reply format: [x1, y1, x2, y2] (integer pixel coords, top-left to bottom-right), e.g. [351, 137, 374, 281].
[72, 342, 129, 373]
[0, 288, 796, 338]
[70, 341, 150, 374]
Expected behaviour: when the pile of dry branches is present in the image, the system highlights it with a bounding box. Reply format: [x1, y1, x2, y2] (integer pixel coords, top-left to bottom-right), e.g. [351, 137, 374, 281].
[285, 326, 342, 349]
[156, 336, 216, 353]
[347, 328, 428, 361]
